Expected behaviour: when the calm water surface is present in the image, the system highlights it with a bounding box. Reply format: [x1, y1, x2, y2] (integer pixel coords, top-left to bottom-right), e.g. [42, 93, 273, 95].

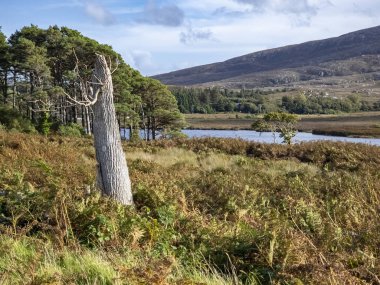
[182, 129, 380, 146]
[120, 129, 380, 146]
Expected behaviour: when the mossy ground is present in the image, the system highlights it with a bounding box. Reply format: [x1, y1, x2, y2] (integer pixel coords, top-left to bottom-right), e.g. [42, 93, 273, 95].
[0, 131, 379, 284]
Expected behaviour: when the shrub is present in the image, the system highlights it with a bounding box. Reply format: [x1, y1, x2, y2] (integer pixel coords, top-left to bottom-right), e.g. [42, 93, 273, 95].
[36, 112, 52, 135]
[58, 123, 85, 137]
[160, 129, 188, 139]
[0, 106, 36, 133]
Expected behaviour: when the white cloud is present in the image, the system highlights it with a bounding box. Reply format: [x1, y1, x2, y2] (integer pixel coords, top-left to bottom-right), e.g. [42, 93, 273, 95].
[180, 0, 251, 13]
[84, 1, 115, 26]
[180, 24, 215, 45]
[138, 0, 185, 27]
[227, 0, 327, 25]
[128, 50, 153, 70]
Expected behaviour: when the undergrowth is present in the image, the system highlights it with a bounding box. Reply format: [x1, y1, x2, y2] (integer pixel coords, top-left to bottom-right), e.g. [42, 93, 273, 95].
[0, 131, 379, 284]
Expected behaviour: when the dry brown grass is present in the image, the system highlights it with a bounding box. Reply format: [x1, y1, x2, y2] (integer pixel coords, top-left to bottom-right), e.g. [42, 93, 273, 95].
[300, 112, 380, 137]
[0, 131, 379, 284]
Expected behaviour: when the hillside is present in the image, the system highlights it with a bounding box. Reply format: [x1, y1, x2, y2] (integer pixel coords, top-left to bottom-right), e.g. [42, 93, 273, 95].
[153, 26, 380, 88]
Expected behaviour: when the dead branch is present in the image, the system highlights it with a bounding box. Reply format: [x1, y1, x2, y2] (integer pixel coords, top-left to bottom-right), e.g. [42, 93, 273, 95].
[62, 49, 105, 107]
[63, 87, 101, 107]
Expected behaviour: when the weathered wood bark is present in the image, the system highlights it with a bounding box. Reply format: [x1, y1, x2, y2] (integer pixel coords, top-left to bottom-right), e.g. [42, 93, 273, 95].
[84, 106, 92, 135]
[92, 54, 133, 205]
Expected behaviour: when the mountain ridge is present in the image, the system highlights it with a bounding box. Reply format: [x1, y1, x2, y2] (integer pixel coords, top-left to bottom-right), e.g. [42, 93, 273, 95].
[152, 25, 380, 88]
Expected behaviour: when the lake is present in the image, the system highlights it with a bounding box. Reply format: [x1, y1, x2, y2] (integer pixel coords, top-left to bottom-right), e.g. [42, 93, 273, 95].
[182, 130, 380, 146]
[121, 129, 380, 146]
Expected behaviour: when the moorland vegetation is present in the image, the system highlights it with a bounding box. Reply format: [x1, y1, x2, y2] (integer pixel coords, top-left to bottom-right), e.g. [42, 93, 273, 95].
[0, 130, 379, 284]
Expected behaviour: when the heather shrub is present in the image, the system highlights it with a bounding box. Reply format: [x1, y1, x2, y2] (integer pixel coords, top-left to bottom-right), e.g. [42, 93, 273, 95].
[0, 132, 379, 284]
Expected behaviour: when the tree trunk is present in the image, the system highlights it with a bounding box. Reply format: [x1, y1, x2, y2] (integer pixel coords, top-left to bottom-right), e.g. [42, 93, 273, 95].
[152, 117, 156, 140]
[3, 71, 8, 104]
[81, 105, 85, 130]
[62, 100, 66, 124]
[123, 113, 127, 140]
[147, 117, 151, 140]
[12, 71, 17, 109]
[92, 54, 133, 206]
[31, 102, 36, 123]
[72, 104, 77, 124]
[84, 106, 92, 135]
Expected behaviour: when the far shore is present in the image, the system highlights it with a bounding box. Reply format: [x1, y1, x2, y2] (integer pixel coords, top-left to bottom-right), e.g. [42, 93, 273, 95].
[184, 111, 380, 138]
[184, 127, 379, 139]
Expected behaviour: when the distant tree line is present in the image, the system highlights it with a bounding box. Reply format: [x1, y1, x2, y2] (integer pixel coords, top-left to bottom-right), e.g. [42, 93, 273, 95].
[171, 86, 380, 115]
[281, 91, 379, 114]
[0, 25, 184, 140]
[171, 86, 281, 114]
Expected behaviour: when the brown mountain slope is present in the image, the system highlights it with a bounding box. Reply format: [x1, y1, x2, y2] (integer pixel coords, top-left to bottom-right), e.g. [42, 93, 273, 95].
[152, 26, 380, 88]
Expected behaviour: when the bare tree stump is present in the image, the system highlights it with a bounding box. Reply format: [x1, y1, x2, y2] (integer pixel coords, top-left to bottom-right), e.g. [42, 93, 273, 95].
[92, 54, 133, 205]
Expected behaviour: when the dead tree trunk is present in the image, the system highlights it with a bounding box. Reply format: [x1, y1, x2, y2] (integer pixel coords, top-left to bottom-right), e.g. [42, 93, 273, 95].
[84, 106, 92, 135]
[92, 54, 133, 205]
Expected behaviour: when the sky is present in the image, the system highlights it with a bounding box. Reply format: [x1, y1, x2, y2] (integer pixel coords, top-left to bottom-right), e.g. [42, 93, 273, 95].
[1, 0, 380, 76]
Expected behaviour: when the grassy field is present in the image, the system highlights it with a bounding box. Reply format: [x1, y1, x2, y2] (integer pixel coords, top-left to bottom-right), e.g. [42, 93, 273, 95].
[185, 112, 380, 137]
[0, 131, 380, 284]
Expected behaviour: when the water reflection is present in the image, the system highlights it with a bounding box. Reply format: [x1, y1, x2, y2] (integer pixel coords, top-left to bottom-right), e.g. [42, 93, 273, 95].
[120, 129, 380, 146]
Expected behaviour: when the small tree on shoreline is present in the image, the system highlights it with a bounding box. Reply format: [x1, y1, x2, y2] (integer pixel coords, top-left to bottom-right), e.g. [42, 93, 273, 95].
[252, 112, 300, 144]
